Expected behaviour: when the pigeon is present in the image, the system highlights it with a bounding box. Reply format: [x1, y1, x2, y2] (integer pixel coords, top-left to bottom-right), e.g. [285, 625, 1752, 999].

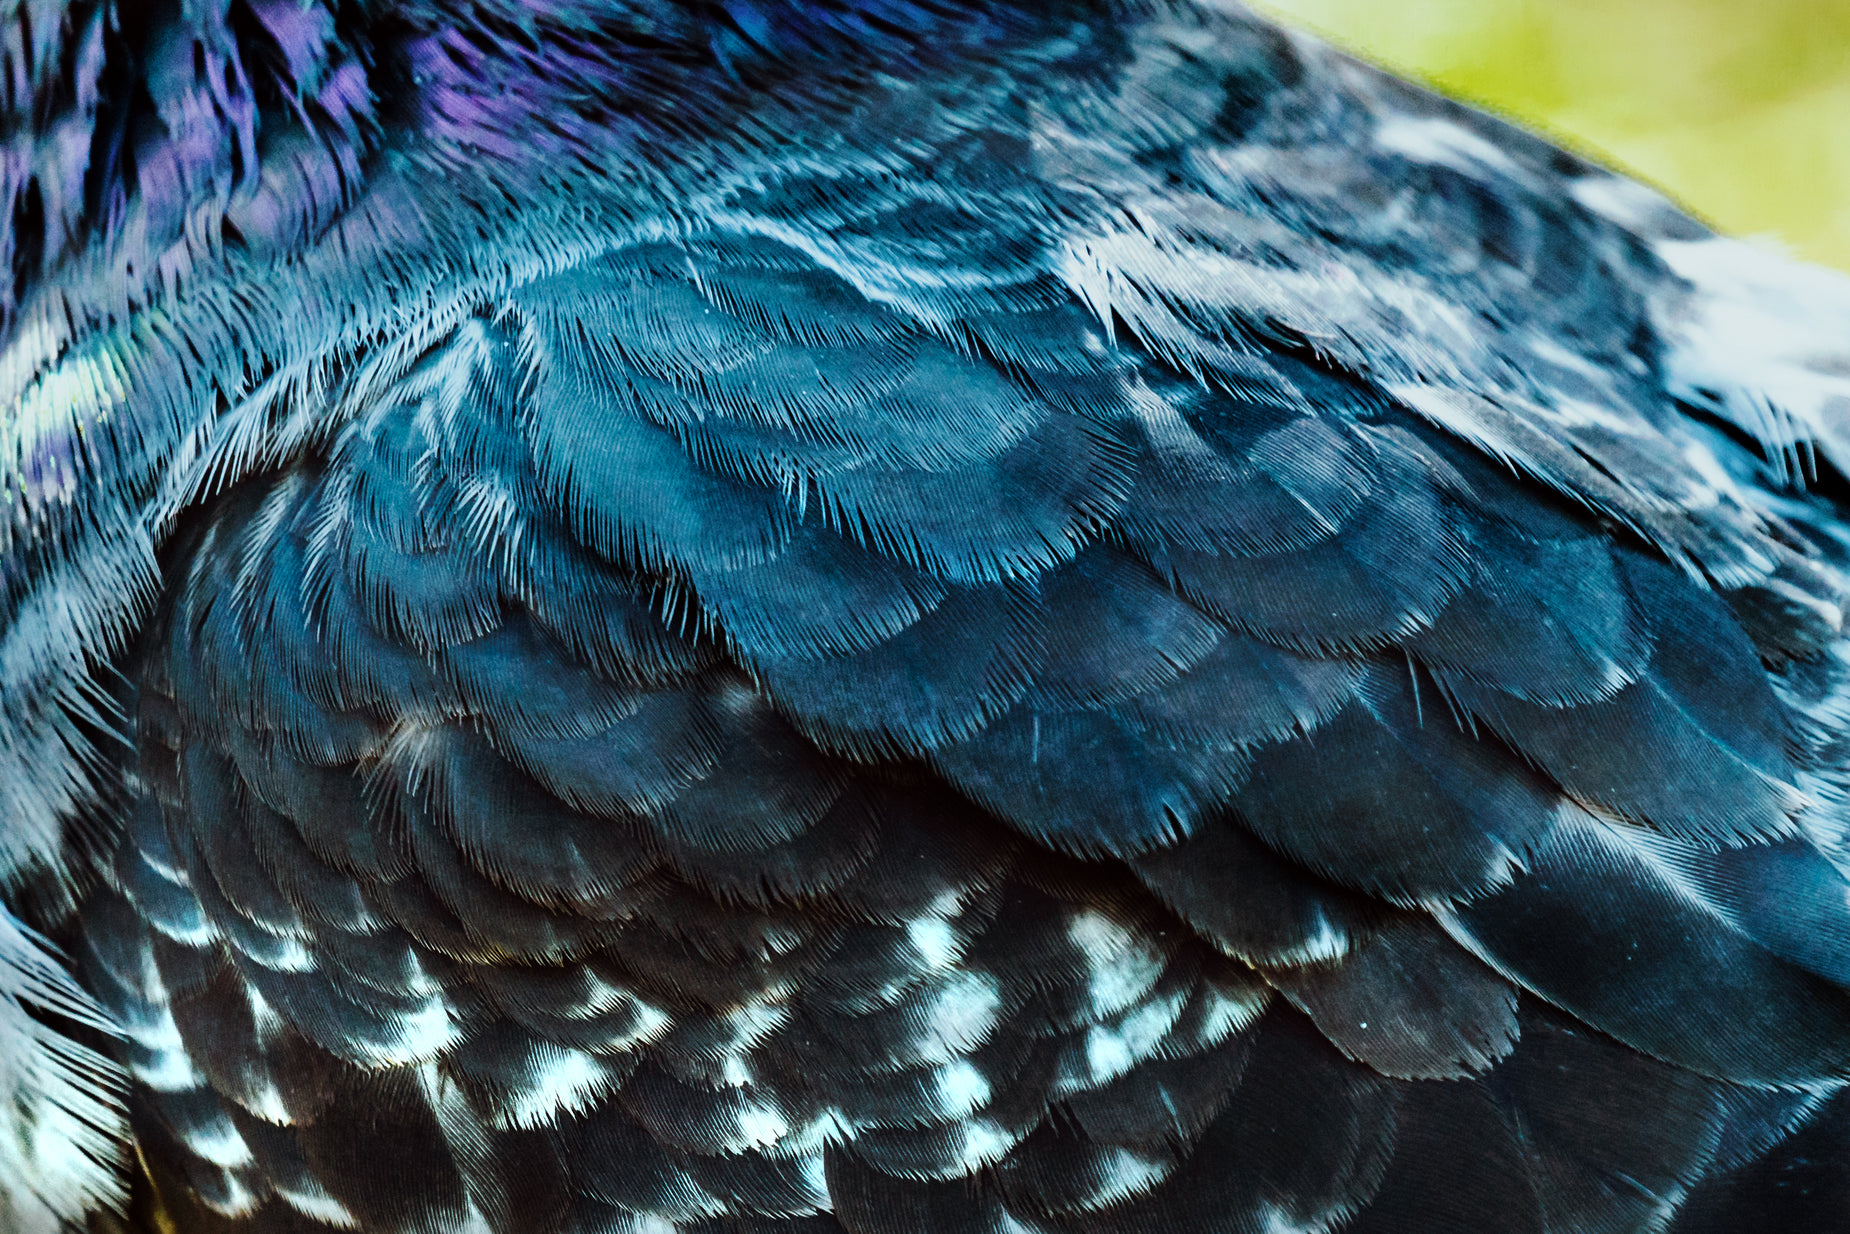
[6, 1, 1850, 1231]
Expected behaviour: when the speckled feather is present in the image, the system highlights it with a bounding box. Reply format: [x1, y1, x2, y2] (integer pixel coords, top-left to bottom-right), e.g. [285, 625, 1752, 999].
[7, 2, 1850, 1232]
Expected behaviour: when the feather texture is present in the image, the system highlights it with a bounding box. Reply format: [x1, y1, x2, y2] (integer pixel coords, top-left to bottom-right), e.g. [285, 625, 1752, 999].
[0, 0, 1848, 1231]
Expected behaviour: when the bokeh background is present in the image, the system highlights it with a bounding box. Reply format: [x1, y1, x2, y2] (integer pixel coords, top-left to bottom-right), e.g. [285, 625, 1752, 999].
[1251, 0, 1850, 272]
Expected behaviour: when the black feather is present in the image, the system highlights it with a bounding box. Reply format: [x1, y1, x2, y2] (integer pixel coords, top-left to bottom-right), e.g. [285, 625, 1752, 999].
[1232, 665, 1559, 903]
[1445, 814, 1850, 1083]
[1267, 914, 1519, 1080]
[1439, 551, 1801, 846]
[1130, 816, 1378, 965]
[755, 583, 1045, 756]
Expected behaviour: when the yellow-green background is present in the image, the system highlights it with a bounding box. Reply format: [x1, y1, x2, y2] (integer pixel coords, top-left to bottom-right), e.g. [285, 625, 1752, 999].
[1252, 0, 1850, 272]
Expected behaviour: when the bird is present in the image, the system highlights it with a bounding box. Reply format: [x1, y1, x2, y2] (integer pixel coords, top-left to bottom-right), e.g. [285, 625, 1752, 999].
[7, 0, 1850, 1230]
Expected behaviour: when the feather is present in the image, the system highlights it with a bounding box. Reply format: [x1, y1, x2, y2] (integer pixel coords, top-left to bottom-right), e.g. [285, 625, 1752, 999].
[932, 702, 1248, 854]
[826, 1147, 1023, 1234]
[238, 790, 382, 934]
[800, 918, 972, 1017]
[755, 583, 1045, 757]
[1440, 551, 1802, 846]
[405, 803, 618, 965]
[225, 733, 413, 882]
[113, 800, 214, 947]
[1120, 628, 1365, 746]
[162, 962, 349, 1132]
[655, 780, 883, 910]
[492, 687, 725, 820]
[336, 498, 504, 653]
[678, 1151, 829, 1218]
[804, 407, 1129, 586]
[515, 523, 718, 689]
[294, 1069, 471, 1232]
[1266, 914, 1520, 1080]
[1115, 393, 1357, 562]
[1404, 515, 1650, 706]
[443, 1018, 636, 1130]
[29, 2, 1850, 1229]
[1083, 1010, 1398, 1234]
[1130, 816, 1376, 965]
[1129, 424, 1469, 652]
[688, 523, 950, 664]
[618, 1059, 798, 1158]
[813, 1033, 1033, 1132]
[444, 617, 641, 742]
[559, 1100, 719, 1219]
[0, 903, 126, 1231]
[827, 784, 1016, 926]
[1232, 665, 1559, 903]
[418, 724, 661, 916]
[1443, 812, 1850, 1084]
[966, 885, 1175, 1036]
[525, 344, 794, 575]
[1487, 1004, 1731, 1233]
[1677, 1089, 1850, 1234]
[647, 689, 850, 854]
[1340, 1078, 1542, 1234]
[176, 745, 313, 940]
[474, 972, 672, 1059]
[1023, 544, 1224, 711]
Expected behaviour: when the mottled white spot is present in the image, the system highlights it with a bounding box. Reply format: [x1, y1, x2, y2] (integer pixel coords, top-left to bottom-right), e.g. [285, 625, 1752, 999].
[1373, 115, 1525, 180]
[1283, 912, 1348, 967]
[736, 1103, 791, 1149]
[246, 985, 286, 1041]
[244, 934, 316, 973]
[120, 1001, 184, 1054]
[914, 971, 1003, 1061]
[934, 1060, 992, 1117]
[395, 949, 445, 999]
[131, 1047, 203, 1092]
[197, 1167, 262, 1217]
[502, 1049, 621, 1129]
[1083, 1146, 1173, 1207]
[236, 1078, 293, 1125]
[767, 1107, 850, 1157]
[125, 1004, 202, 1091]
[275, 1181, 361, 1229]
[181, 1114, 254, 1169]
[796, 1153, 830, 1205]
[136, 841, 191, 886]
[925, 888, 966, 919]
[718, 1054, 756, 1089]
[1067, 911, 1166, 1017]
[718, 1000, 789, 1047]
[1080, 990, 1189, 1086]
[452, 1202, 496, 1234]
[374, 995, 460, 1065]
[952, 1119, 1019, 1171]
[572, 973, 650, 1017]
[628, 999, 675, 1048]
[906, 917, 960, 970]
[1255, 1200, 1318, 1234]
[144, 903, 219, 949]
[1188, 983, 1271, 1049]
[1066, 910, 1137, 964]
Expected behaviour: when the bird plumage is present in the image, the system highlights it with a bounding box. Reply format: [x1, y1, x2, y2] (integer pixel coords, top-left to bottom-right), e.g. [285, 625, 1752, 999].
[7, 1, 1850, 1231]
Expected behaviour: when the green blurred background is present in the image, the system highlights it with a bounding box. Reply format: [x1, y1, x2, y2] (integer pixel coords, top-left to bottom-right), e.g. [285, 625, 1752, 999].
[1251, 0, 1850, 272]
